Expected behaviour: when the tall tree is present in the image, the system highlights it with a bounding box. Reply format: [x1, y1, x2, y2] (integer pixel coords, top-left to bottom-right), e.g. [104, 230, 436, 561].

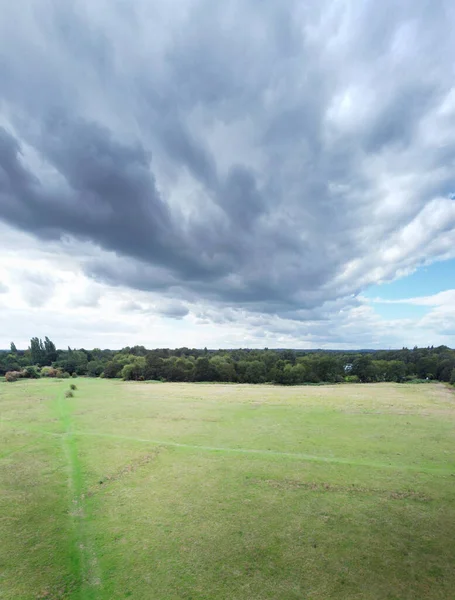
[29, 337, 45, 366]
[44, 337, 57, 363]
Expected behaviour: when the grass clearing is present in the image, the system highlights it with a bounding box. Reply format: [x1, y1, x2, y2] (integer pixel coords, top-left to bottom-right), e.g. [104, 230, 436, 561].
[1, 379, 455, 599]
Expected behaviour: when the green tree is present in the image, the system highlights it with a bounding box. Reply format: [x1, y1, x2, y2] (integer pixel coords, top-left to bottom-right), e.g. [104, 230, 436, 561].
[103, 360, 123, 378]
[311, 355, 343, 383]
[209, 355, 236, 382]
[437, 358, 455, 382]
[194, 357, 216, 381]
[244, 360, 266, 383]
[352, 355, 377, 383]
[384, 360, 406, 382]
[144, 353, 164, 380]
[87, 360, 104, 377]
[121, 357, 146, 381]
[292, 362, 310, 384]
[29, 337, 46, 366]
[44, 337, 57, 363]
[162, 357, 194, 381]
[55, 349, 88, 375]
[0, 353, 21, 374]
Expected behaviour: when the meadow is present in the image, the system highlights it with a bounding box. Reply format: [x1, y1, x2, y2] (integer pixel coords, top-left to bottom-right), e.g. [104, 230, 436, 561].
[1, 379, 454, 599]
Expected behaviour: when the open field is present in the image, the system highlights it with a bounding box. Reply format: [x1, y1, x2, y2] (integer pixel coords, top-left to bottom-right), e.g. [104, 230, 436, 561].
[1, 380, 455, 599]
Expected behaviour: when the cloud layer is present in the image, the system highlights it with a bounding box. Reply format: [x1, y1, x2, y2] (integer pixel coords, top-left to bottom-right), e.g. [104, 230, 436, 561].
[1, 0, 455, 347]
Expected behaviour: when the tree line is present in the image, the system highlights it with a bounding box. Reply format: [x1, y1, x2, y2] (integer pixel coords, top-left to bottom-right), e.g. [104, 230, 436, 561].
[2, 339, 455, 385]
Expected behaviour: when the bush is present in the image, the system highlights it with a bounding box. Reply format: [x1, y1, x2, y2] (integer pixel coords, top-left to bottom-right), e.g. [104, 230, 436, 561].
[70, 383, 77, 390]
[23, 366, 40, 379]
[5, 368, 42, 382]
[5, 371, 21, 382]
[72, 372, 78, 378]
[65, 390, 74, 398]
[60, 372, 70, 379]
[41, 366, 63, 378]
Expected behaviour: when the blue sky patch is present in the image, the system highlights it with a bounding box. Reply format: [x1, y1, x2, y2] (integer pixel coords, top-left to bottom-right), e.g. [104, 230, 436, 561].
[364, 259, 455, 301]
[369, 302, 429, 321]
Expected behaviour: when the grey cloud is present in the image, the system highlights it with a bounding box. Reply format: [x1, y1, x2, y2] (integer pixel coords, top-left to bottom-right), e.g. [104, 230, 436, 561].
[17, 272, 57, 307]
[119, 298, 188, 319]
[1, 0, 455, 325]
[120, 300, 147, 313]
[0, 118, 172, 258]
[155, 301, 189, 319]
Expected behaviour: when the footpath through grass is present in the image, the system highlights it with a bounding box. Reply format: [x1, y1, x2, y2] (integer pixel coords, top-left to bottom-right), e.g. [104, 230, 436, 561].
[1, 379, 455, 599]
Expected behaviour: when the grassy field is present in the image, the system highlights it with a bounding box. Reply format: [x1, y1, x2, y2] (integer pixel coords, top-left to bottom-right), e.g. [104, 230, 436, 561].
[1, 379, 455, 599]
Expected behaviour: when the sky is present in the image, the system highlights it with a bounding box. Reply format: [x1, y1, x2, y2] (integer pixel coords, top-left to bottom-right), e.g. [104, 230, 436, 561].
[0, 0, 455, 350]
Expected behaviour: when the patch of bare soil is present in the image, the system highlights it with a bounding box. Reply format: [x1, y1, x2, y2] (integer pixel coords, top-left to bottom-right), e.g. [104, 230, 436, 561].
[252, 478, 432, 501]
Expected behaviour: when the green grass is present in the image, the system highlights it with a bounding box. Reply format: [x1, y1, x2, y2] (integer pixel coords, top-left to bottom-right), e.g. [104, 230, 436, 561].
[1, 379, 455, 599]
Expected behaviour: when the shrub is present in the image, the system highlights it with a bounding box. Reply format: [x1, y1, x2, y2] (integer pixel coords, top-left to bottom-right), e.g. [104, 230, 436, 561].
[60, 372, 70, 379]
[41, 366, 63, 378]
[65, 390, 74, 398]
[5, 371, 21, 382]
[23, 366, 40, 379]
[70, 383, 77, 390]
[72, 372, 78, 378]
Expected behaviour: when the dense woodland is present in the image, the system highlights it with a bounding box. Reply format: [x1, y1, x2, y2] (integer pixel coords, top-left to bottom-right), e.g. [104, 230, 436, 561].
[1, 338, 455, 385]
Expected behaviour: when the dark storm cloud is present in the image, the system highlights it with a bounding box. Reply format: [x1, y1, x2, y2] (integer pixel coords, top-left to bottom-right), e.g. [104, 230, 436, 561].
[0, 120, 171, 258]
[1, 0, 455, 318]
